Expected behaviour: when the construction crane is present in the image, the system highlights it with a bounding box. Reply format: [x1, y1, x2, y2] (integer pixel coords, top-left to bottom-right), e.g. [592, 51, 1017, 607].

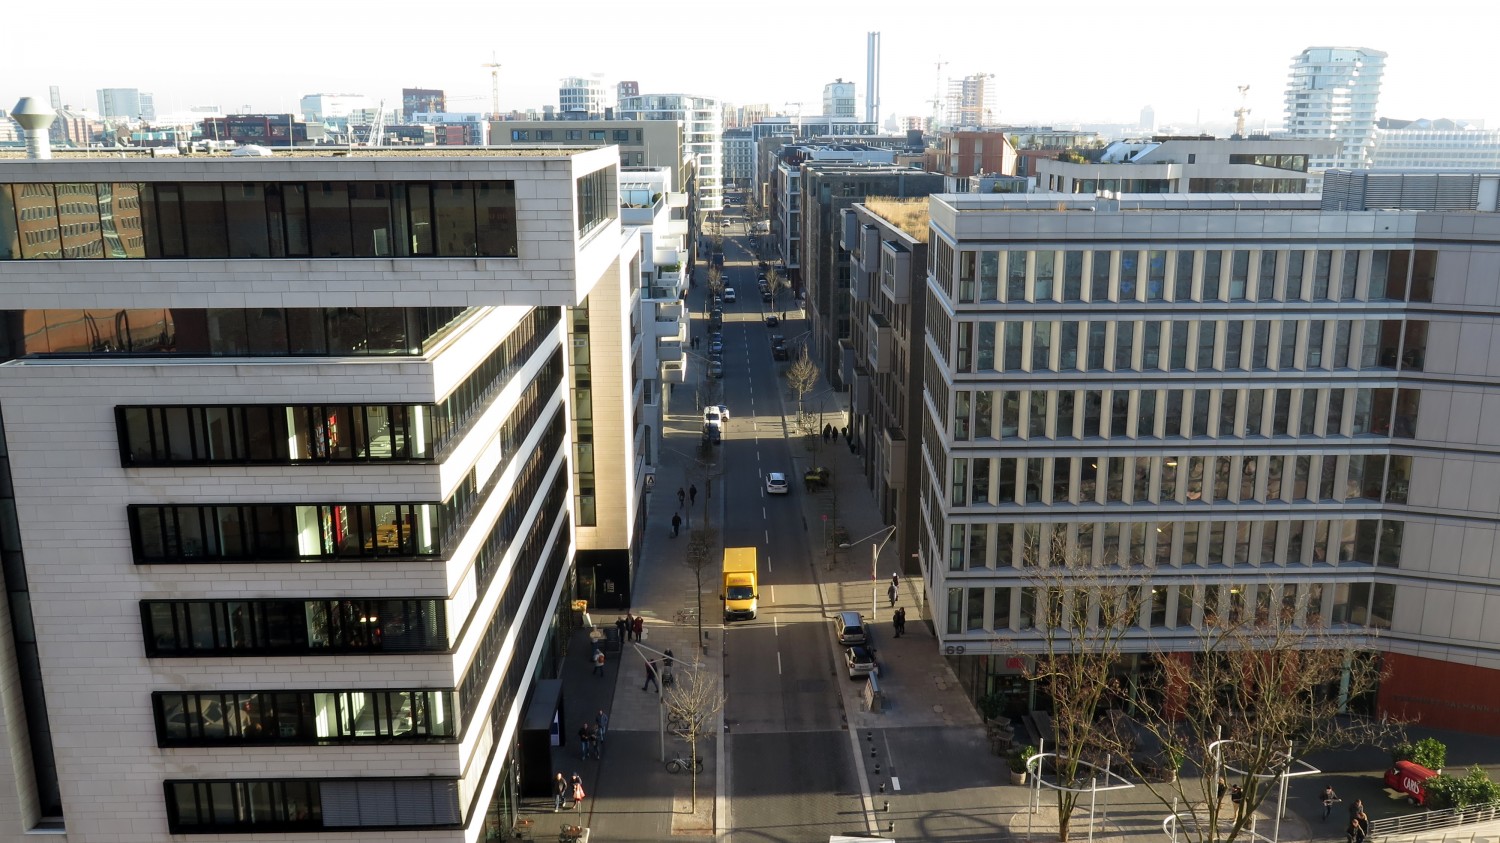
[783, 101, 805, 137]
[1234, 85, 1251, 138]
[931, 58, 949, 130]
[365, 98, 387, 147]
[482, 54, 502, 120]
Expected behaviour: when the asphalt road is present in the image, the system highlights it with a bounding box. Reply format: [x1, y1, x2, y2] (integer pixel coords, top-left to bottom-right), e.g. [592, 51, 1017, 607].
[703, 211, 867, 842]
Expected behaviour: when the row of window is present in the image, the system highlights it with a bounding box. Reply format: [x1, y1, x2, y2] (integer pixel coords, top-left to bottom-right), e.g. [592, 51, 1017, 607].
[949, 318, 1428, 375]
[944, 580, 1395, 636]
[511, 128, 641, 143]
[165, 777, 460, 833]
[946, 452, 1412, 508]
[1, 307, 467, 359]
[937, 246, 1435, 306]
[951, 387, 1419, 443]
[129, 502, 441, 563]
[576, 168, 618, 238]
[945, 518, 1404, 572]
[116, 311, 561, 466]
[1, 181, 521, 261]
[143, 598, 448, 656]
[154, 689, 456, 746]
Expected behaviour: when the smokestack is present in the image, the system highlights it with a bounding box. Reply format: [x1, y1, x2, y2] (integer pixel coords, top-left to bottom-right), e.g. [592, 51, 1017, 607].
[12, 98, 56, 159]
[866, 32, 881, 126]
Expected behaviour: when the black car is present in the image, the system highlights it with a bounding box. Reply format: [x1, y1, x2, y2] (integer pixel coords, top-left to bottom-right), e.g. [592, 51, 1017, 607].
[765, 314, 779, 328]
[762, 290, 773, 303]
[772, 342, 789, 361]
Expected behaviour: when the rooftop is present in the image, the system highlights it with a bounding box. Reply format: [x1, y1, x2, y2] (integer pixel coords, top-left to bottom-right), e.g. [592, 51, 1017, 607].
[862, 198, 930, 242]
[0, 146, 595, 160]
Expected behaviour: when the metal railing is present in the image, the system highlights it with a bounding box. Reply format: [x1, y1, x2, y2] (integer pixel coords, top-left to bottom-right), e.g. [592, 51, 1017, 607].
[1370, 801, 1500, 839]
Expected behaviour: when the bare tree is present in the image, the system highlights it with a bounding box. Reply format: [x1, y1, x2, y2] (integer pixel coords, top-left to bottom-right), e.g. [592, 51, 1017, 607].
[764, 268, 790, 312]
[706, 266, 725, 301]
[1008, 528, 1149, 842]
[786, 345, 819, 413]
[682, 528, 718, 655]
[1119, 602, 1396, 843]
[664, 656, 725, 811]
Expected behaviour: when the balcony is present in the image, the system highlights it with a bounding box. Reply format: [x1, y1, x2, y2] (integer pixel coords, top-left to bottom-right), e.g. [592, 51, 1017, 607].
[879, 240, 913, 303]
[840, 208, 859, 252]
[662, 358, 686, 383]
[882, 426, 908, 489]
[867, 312, 893, 374]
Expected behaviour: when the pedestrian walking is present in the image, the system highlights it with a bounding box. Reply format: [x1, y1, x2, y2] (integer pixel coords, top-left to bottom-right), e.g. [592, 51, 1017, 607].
[1348, 799, 1364, 823]
[585, 723, 600, 758]
[887, 582, 897, 607]
[595, 709, 609, 744]
[671, 513, 682, 537]
[689, 484, 698, 505]
[577, 723, 594, 760]
[1347, 817, 1366, 843]
[592, 647, 605, 677]
[624, 613, 635, 642]
[642, 658, 659, 692]
[615, 616, 627, 643]
[1321, 785, 1339, 821]
[677, 487, 686, 508]
[891, 573, 900, 591]
[570, 773, 586, 813]
[894, 607, 906, 637]
[554, 772, 568, 812]
[633, 615, 645, 641]
[1355, 812, 1370, 837]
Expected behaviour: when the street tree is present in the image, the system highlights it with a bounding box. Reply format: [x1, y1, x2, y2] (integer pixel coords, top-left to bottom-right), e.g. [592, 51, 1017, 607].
[706, 266, 725, 301]
[1116, 603, 1396, 843]
[765, 268, 790, 311]
[1008, 528, 1148, 843]
[786, 345, 819, 413]
[681, 527, 718, 656]
[664, 656, 725, 811]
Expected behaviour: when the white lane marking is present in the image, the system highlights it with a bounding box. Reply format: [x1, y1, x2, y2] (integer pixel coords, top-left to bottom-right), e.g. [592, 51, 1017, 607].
[770, 585, 776, 604]
[891, 776, 902, 791]
[773, 615, 779, 635]
[764, 529, 770, 545]
[777, 651, 783, 675]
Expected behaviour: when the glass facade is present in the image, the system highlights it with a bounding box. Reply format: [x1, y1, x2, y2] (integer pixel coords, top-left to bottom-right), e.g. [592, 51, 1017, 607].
[165, 777, 461, 833]
[153, 689, 457, 746]
[0, 181, 517, 260]
[142, 598, 449, 656]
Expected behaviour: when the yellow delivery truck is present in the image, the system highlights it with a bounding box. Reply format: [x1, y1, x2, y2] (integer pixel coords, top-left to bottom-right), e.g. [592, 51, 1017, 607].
[721, 547, 759, 622]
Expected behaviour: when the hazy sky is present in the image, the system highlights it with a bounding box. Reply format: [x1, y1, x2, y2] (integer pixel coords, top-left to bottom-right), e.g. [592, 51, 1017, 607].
[6, 0, 1497, 130]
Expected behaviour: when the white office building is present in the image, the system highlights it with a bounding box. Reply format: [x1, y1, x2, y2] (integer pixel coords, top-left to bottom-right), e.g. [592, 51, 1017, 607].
[914, 189, 1500, 735]
[617, 93, 723, 212]
[559, 76, 607, 119]
[1033, 137, 1338, 195]
[0, 146, 645, 841]
[823, 80, 857, 120]
[722, 127, 753, 190]
[1371, 119, 1500, 170]
[1284, 46, 1387, 174]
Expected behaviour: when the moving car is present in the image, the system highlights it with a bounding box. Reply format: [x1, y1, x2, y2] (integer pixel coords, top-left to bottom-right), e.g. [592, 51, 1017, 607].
[1386, 760, 1438, 805]
[724, 287, 737, 303]
[833, 611, 867, 646]
[844, 645, 879, 679]
[771, 340, 789, 361]
[765, 472, 789, 495]
[702, 423, 722, 445]
[765, 314, 779, 328]
[704, 404, 730, 423]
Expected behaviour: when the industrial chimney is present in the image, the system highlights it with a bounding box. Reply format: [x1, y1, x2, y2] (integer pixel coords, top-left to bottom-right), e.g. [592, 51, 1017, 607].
[12, 97, 56, 159]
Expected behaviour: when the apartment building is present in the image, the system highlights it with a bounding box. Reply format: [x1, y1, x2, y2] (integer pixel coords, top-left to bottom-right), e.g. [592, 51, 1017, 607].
[0, 146, 638, 840]
[1284, 46, 1387, 175]
[615, 94, 723, 213]
[1032, 137, 1338, 195]
[917, 191, 1500, 733]
[1371, 119, 1500, 170]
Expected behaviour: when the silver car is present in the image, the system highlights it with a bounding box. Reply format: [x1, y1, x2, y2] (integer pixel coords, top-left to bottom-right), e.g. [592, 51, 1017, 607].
[844, 645, 878, 679]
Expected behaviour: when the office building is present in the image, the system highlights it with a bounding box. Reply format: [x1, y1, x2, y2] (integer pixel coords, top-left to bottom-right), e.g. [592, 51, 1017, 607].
[0, 145, 644, 839]
[617, 81, 638, 101]
[823, 80, 857, 120]
[1033, 137, 1338, 195]
[928, 129, 1017, 183]
[97, 88, 154, 122]
[403, 87, 447, 121]
[1140, 106, 1156, 133]
[945, 74, 996, 129]
[617, 93, 723, 212]
[915, 190, 1500, 734]
[1284, 46, 1387, 174]
[200, 114, 310, 147]
[723, 128, 753, 190]
[559, 77, 607, 119]
[1370, 118, 1500, 170]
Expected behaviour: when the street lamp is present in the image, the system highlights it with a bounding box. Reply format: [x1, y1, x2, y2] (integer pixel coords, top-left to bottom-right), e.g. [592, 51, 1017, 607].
[633, 642, 699, 759]
[839, 524, 897, 621]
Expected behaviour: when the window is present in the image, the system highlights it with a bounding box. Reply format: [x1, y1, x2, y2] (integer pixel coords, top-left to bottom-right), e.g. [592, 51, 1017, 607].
[1174, 251, 1195, 300]
[1251, 322, 1271, 368]
[1114, 322, 1134, 370]
[1163, 390, 1184, 437]
[130, 502, 441, 562]
[1138, 390, 1157, 438]
[166, 777, 460, 833]
[1087, 322, 1107, 369]
[1278, 321, 1300, 369]
[1033, 250, 1055, 300]
[953, 391, 971, 440]
[144, 598, 448, 656]
[1286, 250, 1306, 300]
[1313, 251, 1333, 299]
[1203, 251, 1224, 300]
[1059, 322, 1080, 370]
[576, 167, 618, 238]
[1218, 390, 1238, 438]
[1147, 250, 1167, 300]
[1056, 391, 1076, 438]
[1230, 252, 1250, 299]
[1028, 391, 1048, 439]
[1223, 321, 1243, 369]
[1063, 252, 1083, 301]
[1196, 321, 1216, 370]
[1169, 321, 1189, 369]
[155, 689, 456, 745]
[1256, 251, 1277, 300]
[1005, 251, 1027, 300]
[1091, 251, 1111, 300]
[1142, 322, 1162, 369]
[1000, 392, 1020, 437]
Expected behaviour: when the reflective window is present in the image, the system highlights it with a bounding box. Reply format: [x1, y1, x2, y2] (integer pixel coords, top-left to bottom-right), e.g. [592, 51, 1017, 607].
[166, 778, 459, 833]
[155, 689, 457, 745]
[144, 598, 449, 656]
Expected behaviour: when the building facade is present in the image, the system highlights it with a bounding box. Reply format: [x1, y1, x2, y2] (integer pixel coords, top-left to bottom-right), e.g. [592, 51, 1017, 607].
[298, 94, 373, 125]
[0, 147, 640, 840]
[97, 88, 154, 122]
[928, 129, 1017, 181]
[918, 191, 1500, 733]
[402, 88, 447, 121]
[823, 80, 857, 120]
[722, 128, 753, 190]
[1284, 46, 1387, 175]
[1033, 138, 1339, 195]
[616, 94, 722, 213]
[558, 77, 606, 119]
[1371, 119, 1500, 170]
[945, 74, 996, 129]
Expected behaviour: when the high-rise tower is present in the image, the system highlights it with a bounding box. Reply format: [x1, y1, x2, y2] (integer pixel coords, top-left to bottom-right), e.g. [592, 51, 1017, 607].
[1284, 46, 1387, 173]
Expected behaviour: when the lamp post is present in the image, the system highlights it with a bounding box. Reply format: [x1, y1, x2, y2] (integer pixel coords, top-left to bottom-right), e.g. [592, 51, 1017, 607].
[839, 524, 897, 621]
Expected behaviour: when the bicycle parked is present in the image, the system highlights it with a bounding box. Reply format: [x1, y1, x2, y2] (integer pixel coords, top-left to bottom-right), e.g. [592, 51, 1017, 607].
[665, 754, 704, 774]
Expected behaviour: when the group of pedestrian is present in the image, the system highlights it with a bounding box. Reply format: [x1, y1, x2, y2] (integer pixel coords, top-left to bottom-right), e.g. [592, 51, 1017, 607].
[615, 613, 645, 643]
[689, 336, 700, 350]
[576, 722, 601, 760]
[892, 607, 907, 637]
[822, 423, 834, 442]
[553, 771, 587, 813]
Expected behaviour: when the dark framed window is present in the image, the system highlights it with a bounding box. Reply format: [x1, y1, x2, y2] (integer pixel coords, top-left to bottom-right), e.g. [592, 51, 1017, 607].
[165, 777, 460, 833]
[154, 689, 457, 746]
[576, 167, 618, 238]
[129, 502, 442, 563]
[142, 598, 449, 656]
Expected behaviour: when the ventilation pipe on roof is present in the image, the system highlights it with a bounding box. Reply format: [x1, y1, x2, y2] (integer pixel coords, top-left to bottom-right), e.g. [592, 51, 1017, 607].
[12, 97, 55, 159]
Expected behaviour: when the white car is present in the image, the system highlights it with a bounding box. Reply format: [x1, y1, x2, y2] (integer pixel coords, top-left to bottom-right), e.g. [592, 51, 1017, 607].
[703, 405, 730, 425]
[724, 287, 737, 303]
[765, 472, 789, 495]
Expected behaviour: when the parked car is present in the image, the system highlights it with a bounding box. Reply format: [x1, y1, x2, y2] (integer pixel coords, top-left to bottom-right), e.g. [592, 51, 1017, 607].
[844, 645, 879, 679]
[765, 314, 780, 328]
[758, 261, 769, 272]
[708, 359, 724, 379]
[762, 289, 773, 303]
[772, 342, 789, 361]
[703, 423, 722, 445]
[765, 472, 789, 495]
[724, 287, 737, 303]
[709, 339, 724, 355]
[804, 466, 831, 489]
[1386, 760, 1438, 805]
[833, 610, 867, 646]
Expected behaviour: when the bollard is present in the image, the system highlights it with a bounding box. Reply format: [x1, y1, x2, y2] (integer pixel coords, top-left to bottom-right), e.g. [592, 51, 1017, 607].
[884, 800, 890, 812]
[871, 746, 877, 757]
[879, 782, 885, 794]
[888, 821, 896, 833]
[874, 763, 881, 776]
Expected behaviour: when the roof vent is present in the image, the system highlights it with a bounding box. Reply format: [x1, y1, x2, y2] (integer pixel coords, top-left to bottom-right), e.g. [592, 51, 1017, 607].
[12, 97, 55, 159]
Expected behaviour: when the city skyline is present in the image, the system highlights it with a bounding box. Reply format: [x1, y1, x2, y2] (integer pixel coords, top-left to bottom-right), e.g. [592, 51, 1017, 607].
[6, 0, 1498, 131]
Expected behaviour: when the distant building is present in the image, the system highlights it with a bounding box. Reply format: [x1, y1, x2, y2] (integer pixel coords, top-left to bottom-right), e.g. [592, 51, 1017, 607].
[559, 76, 606, 119]
[51, 108, 101, 147]
[1370, 118, 1500, 170]
[1140, 105, 1156, 132]
[96, 88, 153, 121]
[298, 93, 372, 124]
[1033, 137, 1339, 195]
[823, 79, 857, 119]
[401, 87, 446, 121]
[1284, 46, 1387, 174]
[411, 112, 488, 145]
[617, 93, 723, 212]
[200, 114, 309, 147]
[945, 73, 996, 129]
[928, 129, 1018, 181]
[723, 127, 753, 189]
[617, 80, 639, 100]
